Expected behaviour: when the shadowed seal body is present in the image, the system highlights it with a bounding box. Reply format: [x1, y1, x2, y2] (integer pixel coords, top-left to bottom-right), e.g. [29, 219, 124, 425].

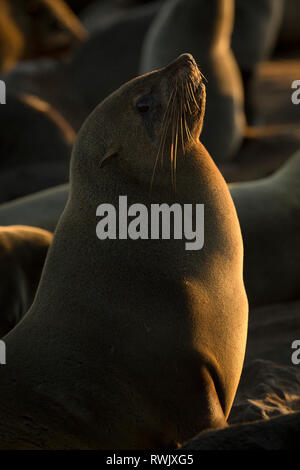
[230, 150, 300, 307]
[0, 55, 248, 449]
[140, 0, 245, 163]
[0, 225, 52, 337]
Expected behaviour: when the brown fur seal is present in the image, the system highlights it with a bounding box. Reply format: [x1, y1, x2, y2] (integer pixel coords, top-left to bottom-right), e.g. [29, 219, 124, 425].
[0, 93, 74, 202]
[0, 225, 52, 338]
[230, 149, 300, 307]
[3, 3, 160, 131]
[232, 0, 284, 125]
[140, 0, 245, 163]
[0, 185, 69, 232]
[0, 54, 248, 449]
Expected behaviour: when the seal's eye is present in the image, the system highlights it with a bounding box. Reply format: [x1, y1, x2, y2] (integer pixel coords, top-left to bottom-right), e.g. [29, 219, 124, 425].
[136, 96, 152, 114]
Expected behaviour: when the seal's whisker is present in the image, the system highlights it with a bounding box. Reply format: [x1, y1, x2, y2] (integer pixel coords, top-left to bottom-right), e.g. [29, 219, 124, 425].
[179, 92, 185, 152]
[162, 86, 177, 170]
[186, 81, 194, 105]
[188, 80, 200, 109]
[150, 88, 176, 190]
[185, 82, 193, 112]
[185, 87, 192, 115]
[170, 79, 180, 185]
[156, 100, 173, 173]
[183, 100, 193, 142]
[193, 62, 207, 83]
[183, 105, 189, 140]
[170, 87, 177, 190]
[181, 82, 192, 143]
[151, 68, 200, 193]
[158, 109, 170, 168]
[182, 82, 189, 114]
[172, 112, 179, 192]
[151, 114, 169, 188]
[199, 70, 208, 83]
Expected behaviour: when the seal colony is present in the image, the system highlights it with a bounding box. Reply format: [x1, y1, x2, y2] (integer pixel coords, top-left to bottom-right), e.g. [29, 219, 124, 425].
[0, 54, 248, 449]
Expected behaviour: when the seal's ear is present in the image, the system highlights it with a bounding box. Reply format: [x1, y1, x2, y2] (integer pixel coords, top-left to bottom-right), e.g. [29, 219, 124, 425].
[100, 149, 118, 169]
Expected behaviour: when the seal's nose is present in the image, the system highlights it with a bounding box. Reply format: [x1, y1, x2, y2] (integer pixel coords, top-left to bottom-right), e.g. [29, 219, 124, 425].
[167, 53, 197, 71]
[164, 53, 200, 79]
[178, 53, 196, 67]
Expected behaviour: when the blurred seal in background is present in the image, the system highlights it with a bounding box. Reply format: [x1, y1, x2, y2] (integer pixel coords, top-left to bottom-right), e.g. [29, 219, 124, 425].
[232, 0, 284, 125]
[2, 2, 160, 131]
[0, 225, 52, 337]
[230, 149, 300, 307]
[0, 0, 88, 72]
[0, 185, 69, 232]
[0, 94, 74, 203]
[277, 0, 300, 49]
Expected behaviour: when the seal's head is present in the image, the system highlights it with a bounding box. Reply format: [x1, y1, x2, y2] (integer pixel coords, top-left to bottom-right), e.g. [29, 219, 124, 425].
[72, 53, 206, 193]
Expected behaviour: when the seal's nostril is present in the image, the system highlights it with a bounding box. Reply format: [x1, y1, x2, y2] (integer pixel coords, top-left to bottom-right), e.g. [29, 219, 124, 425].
[186, 57, 194, 66]
[180, 53, 196, 66]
